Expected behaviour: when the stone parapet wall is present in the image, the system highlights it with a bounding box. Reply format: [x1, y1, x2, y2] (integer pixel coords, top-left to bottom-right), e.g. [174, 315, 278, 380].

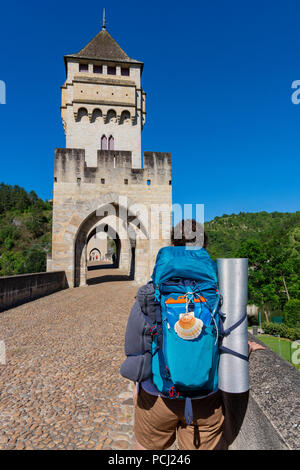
[0, 272, 68, 312]
[226, 333, 300, 450]
[54, 149, 171, 185]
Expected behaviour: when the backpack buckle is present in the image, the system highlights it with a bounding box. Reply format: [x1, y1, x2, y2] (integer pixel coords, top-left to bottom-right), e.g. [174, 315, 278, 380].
[168, 386, 179, 399]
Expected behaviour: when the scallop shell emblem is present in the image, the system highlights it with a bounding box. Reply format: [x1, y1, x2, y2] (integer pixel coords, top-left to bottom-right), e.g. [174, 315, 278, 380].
[174, 313, 203, 340]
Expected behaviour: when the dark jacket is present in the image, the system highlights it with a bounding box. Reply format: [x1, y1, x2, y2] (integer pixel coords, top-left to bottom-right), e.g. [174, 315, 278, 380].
[120, 281, 156, 382]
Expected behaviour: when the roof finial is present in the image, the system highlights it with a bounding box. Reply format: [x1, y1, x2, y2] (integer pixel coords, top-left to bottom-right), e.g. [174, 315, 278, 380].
[102, 8, 106, 30]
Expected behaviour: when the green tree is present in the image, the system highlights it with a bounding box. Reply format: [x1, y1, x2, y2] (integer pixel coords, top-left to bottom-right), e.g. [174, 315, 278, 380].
[24, 248, 46, 273]
[283, 299, 300, 328]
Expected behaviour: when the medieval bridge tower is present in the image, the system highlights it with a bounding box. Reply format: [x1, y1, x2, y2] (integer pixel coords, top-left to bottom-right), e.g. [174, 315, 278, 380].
[47, 21, 172, 287]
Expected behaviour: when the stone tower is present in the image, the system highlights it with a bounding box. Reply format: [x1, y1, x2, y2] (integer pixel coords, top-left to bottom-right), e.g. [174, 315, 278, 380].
[48, 21, 172, 287]
[61, 23, 145, 167]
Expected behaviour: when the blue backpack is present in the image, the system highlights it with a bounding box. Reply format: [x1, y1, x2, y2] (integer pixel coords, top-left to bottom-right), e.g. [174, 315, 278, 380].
[150, 246, 223, 424]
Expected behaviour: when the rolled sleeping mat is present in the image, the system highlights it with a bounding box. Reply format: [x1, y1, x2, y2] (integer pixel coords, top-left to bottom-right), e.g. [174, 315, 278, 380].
[217, 258, 249, 394]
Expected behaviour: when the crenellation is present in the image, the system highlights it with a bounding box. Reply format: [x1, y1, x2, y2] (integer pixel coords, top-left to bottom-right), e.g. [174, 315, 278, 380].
[54, 149, 171, 185]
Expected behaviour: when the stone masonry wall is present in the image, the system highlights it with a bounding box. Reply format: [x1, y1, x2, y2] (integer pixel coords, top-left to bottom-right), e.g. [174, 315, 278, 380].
[49, 149, 172, 287]
[0, 272, 68, 312]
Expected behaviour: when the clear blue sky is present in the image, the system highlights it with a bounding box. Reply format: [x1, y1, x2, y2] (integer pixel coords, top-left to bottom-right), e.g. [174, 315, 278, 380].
[0, 0, 299, 221]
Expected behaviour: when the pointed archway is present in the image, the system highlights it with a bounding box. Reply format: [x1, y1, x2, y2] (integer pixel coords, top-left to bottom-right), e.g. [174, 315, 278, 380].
[73, 202, 148, 287]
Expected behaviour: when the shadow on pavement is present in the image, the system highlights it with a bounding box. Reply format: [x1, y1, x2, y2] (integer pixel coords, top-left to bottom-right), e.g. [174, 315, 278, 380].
[86, 274, 132, 285]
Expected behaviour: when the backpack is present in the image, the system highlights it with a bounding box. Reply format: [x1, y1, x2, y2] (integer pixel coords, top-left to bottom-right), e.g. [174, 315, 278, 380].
[149, 246, 223, 425]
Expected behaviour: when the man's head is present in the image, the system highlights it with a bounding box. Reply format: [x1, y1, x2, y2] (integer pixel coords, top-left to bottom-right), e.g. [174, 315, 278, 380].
[171, 219, 208, 248]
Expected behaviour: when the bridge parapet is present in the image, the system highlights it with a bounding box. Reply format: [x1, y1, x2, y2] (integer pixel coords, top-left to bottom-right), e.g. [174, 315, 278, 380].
[0, 272, 68, 312]
[225, 333, 300, 450]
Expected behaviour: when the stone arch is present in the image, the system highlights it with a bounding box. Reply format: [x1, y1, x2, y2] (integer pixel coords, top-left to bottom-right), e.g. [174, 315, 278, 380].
[76, 107, 88, 122]
[106, 109, 117, 124]
[119, 110, 131, 125]
[73, 202, 149, 287]
[87, 222, 121, 267]
[91, 108, 102, 123]
[89, 248, 101, 261]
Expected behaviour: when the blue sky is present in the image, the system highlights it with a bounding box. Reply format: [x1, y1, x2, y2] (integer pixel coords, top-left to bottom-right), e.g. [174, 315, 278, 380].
[0, 0, 299, 221]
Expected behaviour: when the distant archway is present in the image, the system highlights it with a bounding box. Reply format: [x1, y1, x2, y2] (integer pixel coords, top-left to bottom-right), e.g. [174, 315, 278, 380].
[74, 202, 147, 287]
[89, 248, 101, 261]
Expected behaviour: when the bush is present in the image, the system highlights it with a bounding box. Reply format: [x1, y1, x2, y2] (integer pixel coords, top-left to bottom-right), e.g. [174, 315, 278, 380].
[262, 321, 300, 340]
[283, 299, 300, 328]
[24, 248, 46, 273]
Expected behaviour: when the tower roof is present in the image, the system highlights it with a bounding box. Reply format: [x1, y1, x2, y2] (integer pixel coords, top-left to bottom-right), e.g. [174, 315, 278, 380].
[65, 28, 143, 68]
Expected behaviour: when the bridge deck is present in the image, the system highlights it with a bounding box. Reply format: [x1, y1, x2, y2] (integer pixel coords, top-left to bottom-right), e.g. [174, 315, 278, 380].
[0, 268, 137, 450]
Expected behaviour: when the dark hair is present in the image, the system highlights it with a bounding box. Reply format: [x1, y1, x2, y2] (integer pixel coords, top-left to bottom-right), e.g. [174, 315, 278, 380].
[171, 219, 208, 247]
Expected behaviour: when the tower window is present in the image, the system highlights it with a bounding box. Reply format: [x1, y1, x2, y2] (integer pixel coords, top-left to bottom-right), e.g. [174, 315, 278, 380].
[79, 63, 88, 72]
[107, 66, 116, 75]
[101, 178, 105, 184]
[101, 135, 107, 150]
[124, 179, 128, 185]
[121, 67, 130, 76]
[108, 135, 114, 151]
[93, 65, 102, 74]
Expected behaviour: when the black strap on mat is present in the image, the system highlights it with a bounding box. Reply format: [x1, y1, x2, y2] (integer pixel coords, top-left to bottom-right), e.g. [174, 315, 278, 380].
[219, 345, 249, 362]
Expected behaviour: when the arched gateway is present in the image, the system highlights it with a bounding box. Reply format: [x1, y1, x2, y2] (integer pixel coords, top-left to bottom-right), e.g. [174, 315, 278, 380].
[47, 23, 172, 287]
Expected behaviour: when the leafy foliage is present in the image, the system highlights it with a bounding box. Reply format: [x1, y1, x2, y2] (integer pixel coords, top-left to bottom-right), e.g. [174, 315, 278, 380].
[206, 211, 300, 315]
[262, 322, 300, 341]
[283, 299, 300, 328]
[0, 183, 52, 276]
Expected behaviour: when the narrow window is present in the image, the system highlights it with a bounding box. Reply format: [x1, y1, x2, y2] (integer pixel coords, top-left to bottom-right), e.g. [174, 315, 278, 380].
[108, 135, 114, 151]
[54, 177, 57, 182]
[121, 67, 130, 76]
[107, 66, 116, 75]
[77, 177, 81, 184]
[101, 178, 105, 184]
[169, 180, 172, 185]
[124, 179, 128, 185]
[101, 135, 107, 150]
[79, 63, 88, 72]
[93, 65, 102, 74]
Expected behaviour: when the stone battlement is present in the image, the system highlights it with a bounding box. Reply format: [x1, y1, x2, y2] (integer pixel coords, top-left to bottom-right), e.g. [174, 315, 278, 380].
[54, 149, 172, 185]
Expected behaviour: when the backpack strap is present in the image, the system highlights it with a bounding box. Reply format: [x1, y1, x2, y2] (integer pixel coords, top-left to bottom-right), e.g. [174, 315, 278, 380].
[218, 312, 249, 361]
[219, 312, 247, 337]
[184, 397, 193, 425]
[219, 345, 249, 362]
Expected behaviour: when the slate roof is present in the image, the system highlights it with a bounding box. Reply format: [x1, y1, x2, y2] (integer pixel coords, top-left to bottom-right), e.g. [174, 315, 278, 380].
[65, 28, 143, 67]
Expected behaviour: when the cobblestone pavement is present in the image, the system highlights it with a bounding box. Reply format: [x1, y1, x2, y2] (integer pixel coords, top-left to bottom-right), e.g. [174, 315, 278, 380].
[0, 268, 138, 450]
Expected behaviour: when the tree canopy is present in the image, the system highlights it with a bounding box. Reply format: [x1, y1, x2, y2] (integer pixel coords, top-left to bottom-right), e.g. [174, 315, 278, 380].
[0, 183, 52, 276]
